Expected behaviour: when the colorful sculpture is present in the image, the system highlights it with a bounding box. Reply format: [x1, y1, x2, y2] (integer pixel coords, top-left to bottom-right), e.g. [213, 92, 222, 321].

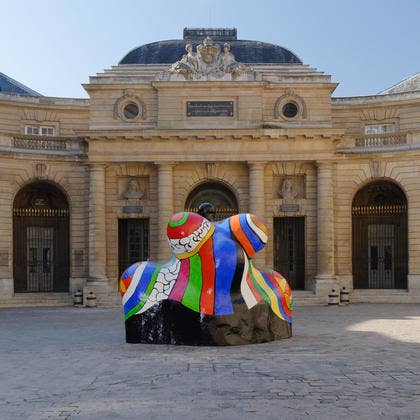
[120, 212, 293, 345]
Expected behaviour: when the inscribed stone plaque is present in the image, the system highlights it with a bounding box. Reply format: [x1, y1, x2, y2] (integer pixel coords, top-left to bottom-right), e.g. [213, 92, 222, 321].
[280, 204, 300, 212]
[187, 101, 234, 117]
[123, 206, 143, 214]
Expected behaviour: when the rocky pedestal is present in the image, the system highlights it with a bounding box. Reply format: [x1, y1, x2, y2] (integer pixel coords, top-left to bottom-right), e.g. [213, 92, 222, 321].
[125, 292, 291, 346]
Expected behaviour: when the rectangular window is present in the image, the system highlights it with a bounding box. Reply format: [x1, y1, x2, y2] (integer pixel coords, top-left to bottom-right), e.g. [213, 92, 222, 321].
[25, 126, 39, 135]
[25, 125, 55, 136]
[364, 123, 395, 135]
[41, 126, 54, 136]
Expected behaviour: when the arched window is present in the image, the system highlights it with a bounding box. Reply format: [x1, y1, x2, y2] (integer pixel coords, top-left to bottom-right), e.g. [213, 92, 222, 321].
[13, 182, 70, 292]
[352, 180, 407, 289]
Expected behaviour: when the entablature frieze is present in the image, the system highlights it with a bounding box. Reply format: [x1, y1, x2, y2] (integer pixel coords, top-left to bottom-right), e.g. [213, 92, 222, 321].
[78, 127, 345, 142]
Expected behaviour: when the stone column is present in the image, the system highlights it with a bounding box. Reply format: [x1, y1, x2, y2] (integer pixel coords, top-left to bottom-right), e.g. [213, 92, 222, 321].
[87, 163, 108, 285]
[314, 161, 337, 296]
[156, 163, 175, 262]
[248, 162, 266, 266]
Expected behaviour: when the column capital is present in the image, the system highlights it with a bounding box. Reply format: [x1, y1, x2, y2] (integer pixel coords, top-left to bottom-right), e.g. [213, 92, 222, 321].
[315, 160, 335, 169]
[88, 162, 107, 171]
[154, 162, 177, 169]
[247, 161, 267, 169]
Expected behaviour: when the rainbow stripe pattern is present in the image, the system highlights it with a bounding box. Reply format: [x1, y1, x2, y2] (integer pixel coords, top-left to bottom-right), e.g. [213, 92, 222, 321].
[120, 212, 292, 323]
[240, 255, 293, 323]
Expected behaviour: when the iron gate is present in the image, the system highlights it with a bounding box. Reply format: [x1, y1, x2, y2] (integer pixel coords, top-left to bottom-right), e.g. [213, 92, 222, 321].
[352, 204, 407, 289]
[13, 208, 70, 292]
[273, 217, 305, 290]
[118, 218, 150, 276]
[185, 207, 238, 221]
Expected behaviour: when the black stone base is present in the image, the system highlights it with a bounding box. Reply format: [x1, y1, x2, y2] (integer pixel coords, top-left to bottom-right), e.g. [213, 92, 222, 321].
[125, 295, 292, 346]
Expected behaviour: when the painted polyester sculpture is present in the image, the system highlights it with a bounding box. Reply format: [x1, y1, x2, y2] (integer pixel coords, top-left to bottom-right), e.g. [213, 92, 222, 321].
[120, 212, 293, 345]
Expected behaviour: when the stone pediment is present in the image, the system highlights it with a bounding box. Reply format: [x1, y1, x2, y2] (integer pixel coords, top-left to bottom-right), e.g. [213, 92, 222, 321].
[157, 36, 256, 81]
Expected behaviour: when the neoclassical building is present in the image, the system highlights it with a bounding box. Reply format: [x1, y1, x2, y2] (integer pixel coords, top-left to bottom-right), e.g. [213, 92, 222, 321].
[1, 28, 419, 307]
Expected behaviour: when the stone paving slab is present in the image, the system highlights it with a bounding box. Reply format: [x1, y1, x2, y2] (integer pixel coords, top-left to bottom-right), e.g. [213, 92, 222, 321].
[0, 304, 419, 419]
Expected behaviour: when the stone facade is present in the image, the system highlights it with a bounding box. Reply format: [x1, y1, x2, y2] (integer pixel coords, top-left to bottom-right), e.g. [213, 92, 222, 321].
[1, 29, 420, 306]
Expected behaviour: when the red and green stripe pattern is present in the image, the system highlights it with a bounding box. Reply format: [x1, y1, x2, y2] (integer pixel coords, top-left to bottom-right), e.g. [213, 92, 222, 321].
[168, 228, 235, 315]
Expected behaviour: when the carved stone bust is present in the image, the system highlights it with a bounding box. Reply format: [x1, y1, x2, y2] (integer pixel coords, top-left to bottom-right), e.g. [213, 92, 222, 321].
[123, 179, 144, 200]
[280, 178, 298, 200]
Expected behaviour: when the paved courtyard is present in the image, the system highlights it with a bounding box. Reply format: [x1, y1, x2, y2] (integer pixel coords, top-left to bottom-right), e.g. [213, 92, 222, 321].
[0, 304, 419, 419]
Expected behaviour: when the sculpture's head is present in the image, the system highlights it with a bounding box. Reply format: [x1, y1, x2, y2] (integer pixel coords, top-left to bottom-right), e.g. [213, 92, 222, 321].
[167, 212, 214, 259]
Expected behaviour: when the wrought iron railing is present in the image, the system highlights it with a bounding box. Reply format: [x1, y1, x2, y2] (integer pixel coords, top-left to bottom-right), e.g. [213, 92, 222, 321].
[352, 204, 407, 216]
[185, 207, 238, 221]
[13, 208, 69, 217]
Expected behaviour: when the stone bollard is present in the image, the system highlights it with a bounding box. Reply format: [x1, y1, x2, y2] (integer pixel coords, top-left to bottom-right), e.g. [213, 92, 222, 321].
[73, 289, 83, 306]
[86, 291, 97, 308]
[327, 289, 340, 306]
[340, 287, 350, 305]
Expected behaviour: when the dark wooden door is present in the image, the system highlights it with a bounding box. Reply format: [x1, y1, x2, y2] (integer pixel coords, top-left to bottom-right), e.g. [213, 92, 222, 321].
[118, 219, 149, 277]
[273, 217, 305, 290]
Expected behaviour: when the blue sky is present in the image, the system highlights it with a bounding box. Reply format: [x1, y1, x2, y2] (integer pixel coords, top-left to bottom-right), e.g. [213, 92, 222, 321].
[2, 0, 419, 98]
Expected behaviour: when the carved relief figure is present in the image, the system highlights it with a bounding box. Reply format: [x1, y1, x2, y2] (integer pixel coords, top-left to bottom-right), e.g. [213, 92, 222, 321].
[123, 178, 144, 200]
[170, 43, 198, 79]
[220, 43, 243, 78]
[170, 36, 245, 80]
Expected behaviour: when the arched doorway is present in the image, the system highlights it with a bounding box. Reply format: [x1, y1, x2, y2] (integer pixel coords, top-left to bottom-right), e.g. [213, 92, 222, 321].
[13, 182, 70, 292]
[185, 181, 238, 221]
[352, 180, 407, 289]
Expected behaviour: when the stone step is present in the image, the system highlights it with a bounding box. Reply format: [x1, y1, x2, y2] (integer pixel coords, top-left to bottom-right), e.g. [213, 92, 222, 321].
[292, 290, 325, 306]
[0, 293, 74, 307]
[87, 291, 120, 308]
[349, 289, 414, 303]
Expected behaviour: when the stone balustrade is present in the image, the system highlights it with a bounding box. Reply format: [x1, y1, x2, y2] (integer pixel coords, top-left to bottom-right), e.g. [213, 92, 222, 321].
[11, 136, 87, 154]
[354, 132, 407, 148]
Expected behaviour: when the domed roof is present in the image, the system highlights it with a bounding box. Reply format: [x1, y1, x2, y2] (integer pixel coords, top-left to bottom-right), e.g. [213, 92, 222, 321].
[119, 28, 302, 65]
